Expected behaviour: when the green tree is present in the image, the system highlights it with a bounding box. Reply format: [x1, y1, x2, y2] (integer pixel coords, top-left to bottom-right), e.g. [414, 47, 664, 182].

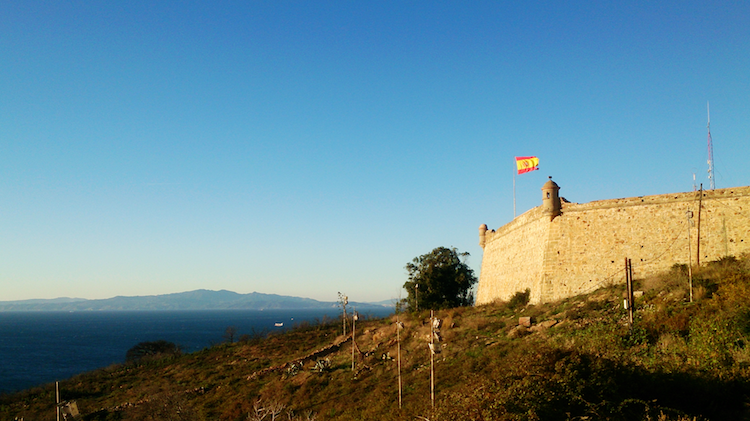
[403, 247, 477, 311]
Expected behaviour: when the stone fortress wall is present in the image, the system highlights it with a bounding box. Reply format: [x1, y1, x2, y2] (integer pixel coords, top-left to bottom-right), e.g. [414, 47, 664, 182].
[476, 181, 750, 305]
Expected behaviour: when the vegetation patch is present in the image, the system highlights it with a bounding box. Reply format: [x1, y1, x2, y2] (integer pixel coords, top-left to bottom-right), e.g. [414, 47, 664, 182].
[3, 255, 750, 420]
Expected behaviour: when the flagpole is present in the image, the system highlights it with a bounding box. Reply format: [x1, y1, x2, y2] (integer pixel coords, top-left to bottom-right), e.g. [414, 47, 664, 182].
[513, 158, 518, 219]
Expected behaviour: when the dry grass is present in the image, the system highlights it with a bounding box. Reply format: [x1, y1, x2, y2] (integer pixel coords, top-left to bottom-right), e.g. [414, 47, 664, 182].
[4, 255, 750, 420]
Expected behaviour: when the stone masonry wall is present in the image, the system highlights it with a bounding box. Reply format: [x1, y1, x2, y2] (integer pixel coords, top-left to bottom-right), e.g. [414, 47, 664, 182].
[476, 206, 550, 305]
[476, 186, 750, 305]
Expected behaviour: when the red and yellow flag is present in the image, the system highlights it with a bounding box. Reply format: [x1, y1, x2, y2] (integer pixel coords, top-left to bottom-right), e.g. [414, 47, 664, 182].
[515, 156, 539, 174]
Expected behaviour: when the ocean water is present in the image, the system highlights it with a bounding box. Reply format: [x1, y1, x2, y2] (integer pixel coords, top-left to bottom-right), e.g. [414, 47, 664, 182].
[0, 308, 391, 394]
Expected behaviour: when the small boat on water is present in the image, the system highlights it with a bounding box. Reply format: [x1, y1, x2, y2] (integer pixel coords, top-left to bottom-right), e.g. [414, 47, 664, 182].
[274, 322, 284, 327]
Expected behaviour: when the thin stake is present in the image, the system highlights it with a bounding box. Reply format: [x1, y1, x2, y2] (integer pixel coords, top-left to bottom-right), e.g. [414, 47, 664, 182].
[397, 316, 402, 409]
[56, 381, 60, 421]
[625, 258, 634, 327]
[687, 210, 694, 303]
[430, 310, 435, 410]
[624, 258, 628, 324]
[351, 309, 357, 371]
[629, 259, 634, 324]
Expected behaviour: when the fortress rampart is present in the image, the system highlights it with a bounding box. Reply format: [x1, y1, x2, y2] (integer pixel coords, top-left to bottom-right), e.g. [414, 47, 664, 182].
[476, 182, 750, 305]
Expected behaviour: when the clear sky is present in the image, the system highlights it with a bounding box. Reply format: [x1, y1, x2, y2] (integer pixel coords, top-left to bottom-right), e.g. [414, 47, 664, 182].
[2, 1, 749, 303]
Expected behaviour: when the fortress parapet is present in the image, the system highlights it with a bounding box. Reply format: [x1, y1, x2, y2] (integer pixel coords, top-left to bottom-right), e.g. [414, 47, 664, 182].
[476, 180, 750, 305]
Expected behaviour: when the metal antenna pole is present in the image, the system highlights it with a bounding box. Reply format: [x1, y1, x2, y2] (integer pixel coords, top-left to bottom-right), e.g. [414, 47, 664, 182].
[707, 102, 715, 190]
[697, 184, 703, 266]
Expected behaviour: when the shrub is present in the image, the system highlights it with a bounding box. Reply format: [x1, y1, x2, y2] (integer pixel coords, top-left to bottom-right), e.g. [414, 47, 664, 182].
[508, 288, 531, 310]
[125, 340, 181, 363]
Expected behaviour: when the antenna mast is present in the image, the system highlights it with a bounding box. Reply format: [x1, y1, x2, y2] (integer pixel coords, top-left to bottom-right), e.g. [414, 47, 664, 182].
[707, 101, 715, 190]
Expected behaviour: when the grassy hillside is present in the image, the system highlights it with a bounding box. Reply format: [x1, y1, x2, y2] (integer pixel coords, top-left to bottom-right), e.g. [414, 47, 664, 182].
[3, 255, 750, 420]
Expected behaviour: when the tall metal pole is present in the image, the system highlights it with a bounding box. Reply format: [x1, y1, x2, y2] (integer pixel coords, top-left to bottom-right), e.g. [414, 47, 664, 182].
[707, 102, 715, 190]
[697, 184, 703, 266]
[513, 162, 518, 219]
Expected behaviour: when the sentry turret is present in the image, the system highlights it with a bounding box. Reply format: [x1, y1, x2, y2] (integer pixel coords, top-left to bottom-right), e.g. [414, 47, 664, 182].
[541, 177, 561, 221]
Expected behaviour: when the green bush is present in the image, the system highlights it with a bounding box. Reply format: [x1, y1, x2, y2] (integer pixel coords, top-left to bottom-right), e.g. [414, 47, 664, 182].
[125, 340, 181, 363]
[508, 288, 531, 310]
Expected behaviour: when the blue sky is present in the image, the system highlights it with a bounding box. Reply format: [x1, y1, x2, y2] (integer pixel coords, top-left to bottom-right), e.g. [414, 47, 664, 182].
[2, 1, 749, 302]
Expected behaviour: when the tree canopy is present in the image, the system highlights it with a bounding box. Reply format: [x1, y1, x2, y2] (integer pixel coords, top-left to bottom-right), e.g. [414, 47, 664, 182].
[403, 246, 477, 311]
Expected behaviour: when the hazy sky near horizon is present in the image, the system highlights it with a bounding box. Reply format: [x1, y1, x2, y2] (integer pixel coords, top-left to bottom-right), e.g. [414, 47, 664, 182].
[2, 1, 749, 303]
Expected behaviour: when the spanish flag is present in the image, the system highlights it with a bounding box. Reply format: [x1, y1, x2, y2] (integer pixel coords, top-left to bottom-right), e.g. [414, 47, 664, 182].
[515, 156, 539, 174]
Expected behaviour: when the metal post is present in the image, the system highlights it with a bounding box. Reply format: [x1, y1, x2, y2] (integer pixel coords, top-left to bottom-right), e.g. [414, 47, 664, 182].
[687, 210, 694, 303]
[629, 259, 634, 324]
[56, 381, 60, 421]
[625, 258, 634, 327]
[697, 184, 703, 266]
[513, 163, 518, 219]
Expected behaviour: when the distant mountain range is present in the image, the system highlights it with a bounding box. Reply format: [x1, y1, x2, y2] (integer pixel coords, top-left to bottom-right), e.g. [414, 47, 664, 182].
[0, 290, 395, 312]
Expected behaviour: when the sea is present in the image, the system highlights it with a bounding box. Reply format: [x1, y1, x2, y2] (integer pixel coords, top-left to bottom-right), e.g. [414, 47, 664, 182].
[0, 308, 392, 394]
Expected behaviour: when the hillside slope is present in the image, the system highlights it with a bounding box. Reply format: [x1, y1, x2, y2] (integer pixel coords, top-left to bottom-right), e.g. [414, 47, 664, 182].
[3, 255, 750, 420]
